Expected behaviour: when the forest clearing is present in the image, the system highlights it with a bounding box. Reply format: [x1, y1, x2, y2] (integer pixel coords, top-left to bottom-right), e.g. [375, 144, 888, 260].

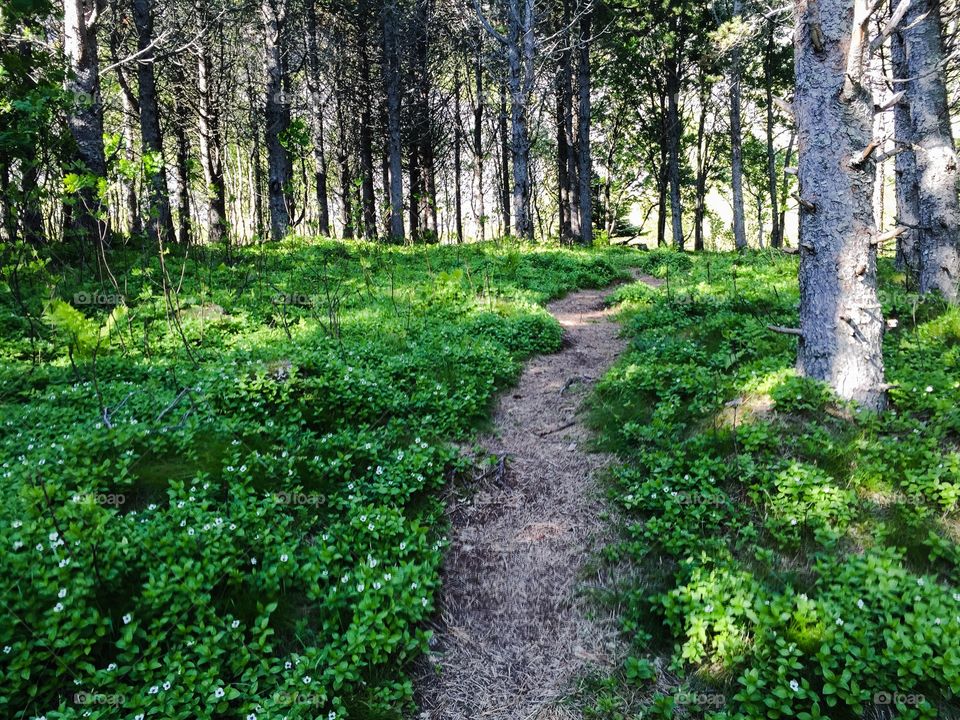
[3, 0, 960, 717]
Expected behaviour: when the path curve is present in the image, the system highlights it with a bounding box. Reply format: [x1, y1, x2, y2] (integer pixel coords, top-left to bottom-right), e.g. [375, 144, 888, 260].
[417, 276, 645, 720]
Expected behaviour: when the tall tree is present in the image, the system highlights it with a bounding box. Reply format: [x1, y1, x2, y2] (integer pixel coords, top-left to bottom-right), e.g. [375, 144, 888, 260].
[729, 0, 747, 251]
[63, 0, 108, 243]
[794, 0, 886, 410]
[576, 4, 593, 245]
[890, 5, 920, 280]
[903, 0, 960, 301]
[195, 0, 229, 249]
[383, 0, 404, 241]
[132, 0, 175, 243]
[262, 0, 293, 241]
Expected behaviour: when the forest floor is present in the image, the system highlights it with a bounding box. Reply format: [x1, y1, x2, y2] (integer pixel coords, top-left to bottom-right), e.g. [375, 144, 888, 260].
[417, 271, 657, 720]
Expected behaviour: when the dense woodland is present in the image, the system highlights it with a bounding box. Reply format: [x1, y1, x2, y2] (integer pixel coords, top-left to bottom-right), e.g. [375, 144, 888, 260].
[2, 0, 960, 717]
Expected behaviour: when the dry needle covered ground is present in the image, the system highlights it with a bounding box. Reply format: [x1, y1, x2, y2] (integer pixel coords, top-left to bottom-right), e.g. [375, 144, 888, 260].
[417, 274, 652, 720]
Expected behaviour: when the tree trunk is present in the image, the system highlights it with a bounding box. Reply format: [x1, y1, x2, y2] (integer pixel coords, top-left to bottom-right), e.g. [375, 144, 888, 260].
[694, 76, 711, 252]
[764, 19, 782, 248]
[132, 0, 175, 244]
[730, 0, 747, 252]
[891, 15, 919, 280]
[555, 0, 575, 243]
[506, 0, 535, 240]
[262, 0, 293, 241]
[196, 29, 228, 249]
[172, 105, 191, 245]
[454, 71, 464, 244]
[306, 0, 330, 237]
[63, 0, 108, 244]
[794, 0, 886, 410]
[499, 81, 511, 236]
[383, 0, 404, 242]
[903, 0, 960, 301]
[472, 34, 486, 241]
[335, 88, 354, 240]
[576, 8, 593, 245]
[666, 55, 684, 250]
[358, 27, 378, 241]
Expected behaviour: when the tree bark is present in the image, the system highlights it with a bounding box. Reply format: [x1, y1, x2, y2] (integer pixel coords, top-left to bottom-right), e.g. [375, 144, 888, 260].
[262, 0, 293, 241]
[383, 0, 404, 241]
[903, 0, 960, 301]
[794, 0, 886, 410]
[666, 54, 684, 250]
[499, 80, 511, 236]
[306, 0, 330, 237]
[63, 0, 108, 244]
[576, 7, 593, 245]
[132, 0, 175, 244]
[196, 23, 228, 249]
[891, 10, 919, 280]
[555, 0, 575, 243]
[454, 70, 464, 244]
[730, 0, 747, 252]
[358, 25, 378, 241]
[764, 18, 782, 248]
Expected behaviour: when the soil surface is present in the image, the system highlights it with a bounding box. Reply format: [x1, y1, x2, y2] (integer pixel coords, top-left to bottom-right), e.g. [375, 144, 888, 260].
[417, 275, 655, 719]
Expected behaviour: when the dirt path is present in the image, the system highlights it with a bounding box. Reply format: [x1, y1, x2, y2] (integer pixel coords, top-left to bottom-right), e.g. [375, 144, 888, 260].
[417, 276, 648, 720]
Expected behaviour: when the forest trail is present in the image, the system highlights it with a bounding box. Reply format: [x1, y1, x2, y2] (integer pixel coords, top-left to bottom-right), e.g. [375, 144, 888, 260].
[417, 272, 656, 720]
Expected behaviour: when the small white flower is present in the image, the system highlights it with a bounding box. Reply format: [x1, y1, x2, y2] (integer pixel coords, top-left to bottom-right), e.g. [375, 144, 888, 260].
[2, 646, 10, 654]
[280, 554, 288, 562]
[122, 613, 132, 625]
[789, 679, 800, 693]
[856, 599, 865, 609]
[148, 685, 159, 695]
[357, 583, 365, 593]
[376, 466, 384, 475]
[58, 588, 66, 599]
[162, 681, 171, 690]
[421, 597, 428, 607]
[35, 543, 43, 552]
[231, 620, 240, 629]
[214, 687, 225, 698]
[926, 386, 934, 393]
[59, 558, 70, 568]
[251, 557, 257, 565]
[247, 714, 257, 720]
[704, 604, 714, 613]
[329, 713, 337, 720]
[917, 578, 925, 587]
[12, 520, 22, 528]
[285, 661, 293, 670]
[107, 663, 117, 671]
[835, 617, 844, 626]
[302, 675, 312, 684]
[53, 602, 64, 613]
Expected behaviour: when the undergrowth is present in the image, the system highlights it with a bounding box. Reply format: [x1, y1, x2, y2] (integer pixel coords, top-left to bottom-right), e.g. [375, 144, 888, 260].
[0, 237, 635, 720]
[588, 249, 960, 720]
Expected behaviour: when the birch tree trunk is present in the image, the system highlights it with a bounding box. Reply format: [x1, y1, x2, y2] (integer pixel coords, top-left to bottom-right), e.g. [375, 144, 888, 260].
[794, 0, 886, 410]
[730, 0, 747, 251]
[63, 0, 108, 244]
[903, 0, 960, 301]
